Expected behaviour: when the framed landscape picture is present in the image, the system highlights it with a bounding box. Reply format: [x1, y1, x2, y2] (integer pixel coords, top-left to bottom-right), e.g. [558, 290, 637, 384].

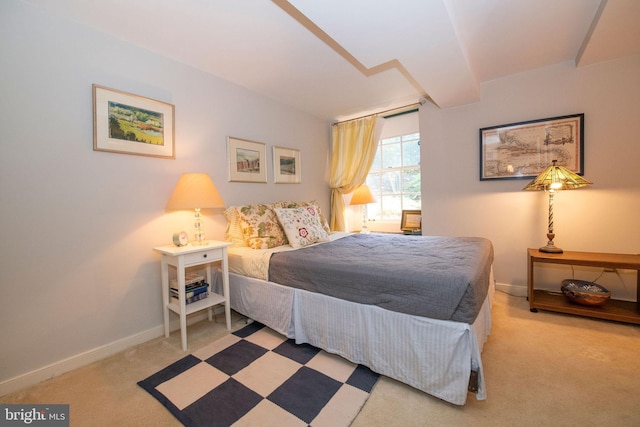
[479, 113, 584, 181]
[93, 84, 175, 159]
[227, 137, 267, 183]
[273, 146, 301, 183]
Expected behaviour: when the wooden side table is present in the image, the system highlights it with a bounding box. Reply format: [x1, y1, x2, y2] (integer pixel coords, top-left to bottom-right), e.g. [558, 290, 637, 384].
[154, 240, 232, 350]
[527, 248, 640, 324]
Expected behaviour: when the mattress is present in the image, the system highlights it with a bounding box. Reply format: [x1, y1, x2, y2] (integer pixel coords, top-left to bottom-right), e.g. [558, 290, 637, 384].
[229, 232, 493, 324]
[268, 233, 493, 323]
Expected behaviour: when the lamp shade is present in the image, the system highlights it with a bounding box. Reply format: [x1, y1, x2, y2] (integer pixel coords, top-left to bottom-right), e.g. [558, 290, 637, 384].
[523, 160, 592, 191]
[350, 185, 376, 205]
[166, 173, 225, 210]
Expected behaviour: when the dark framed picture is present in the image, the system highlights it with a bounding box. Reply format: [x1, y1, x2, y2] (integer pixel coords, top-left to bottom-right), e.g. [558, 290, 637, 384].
[227, 137, 267, 183]
[273, 146, 301, 183]
[479, 113, 584, 180]
[400, 210, 421, 233]
[93, 84, 175, 159]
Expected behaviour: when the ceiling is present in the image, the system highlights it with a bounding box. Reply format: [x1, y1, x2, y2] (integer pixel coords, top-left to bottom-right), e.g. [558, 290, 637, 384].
[23, 0, 640, 121]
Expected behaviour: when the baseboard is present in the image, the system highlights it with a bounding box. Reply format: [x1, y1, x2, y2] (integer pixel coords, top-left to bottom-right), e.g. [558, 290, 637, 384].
[0, 308, 221, 397]
[0, 325, 164, 398]
[495, 282, 528, 297]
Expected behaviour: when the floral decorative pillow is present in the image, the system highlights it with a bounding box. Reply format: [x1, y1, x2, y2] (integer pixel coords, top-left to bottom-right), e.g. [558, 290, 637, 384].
[237, 204, 288, 249]
[223, 206, 247, 247]
[274, 206, 330, 248]
[273, 200, 331, 234]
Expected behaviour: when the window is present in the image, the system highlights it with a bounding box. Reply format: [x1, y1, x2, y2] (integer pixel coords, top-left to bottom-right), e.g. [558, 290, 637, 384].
[366, 131, 421, 222]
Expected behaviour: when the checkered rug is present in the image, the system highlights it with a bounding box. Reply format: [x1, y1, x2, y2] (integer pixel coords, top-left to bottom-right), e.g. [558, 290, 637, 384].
[138, 322, 379, 426]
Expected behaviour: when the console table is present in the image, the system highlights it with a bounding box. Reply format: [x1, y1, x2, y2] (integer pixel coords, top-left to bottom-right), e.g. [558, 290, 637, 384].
[527, 248, 640, 324]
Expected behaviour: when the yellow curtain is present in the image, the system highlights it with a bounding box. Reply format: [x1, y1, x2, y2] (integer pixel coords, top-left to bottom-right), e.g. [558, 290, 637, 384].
[329, 116, 381, 231]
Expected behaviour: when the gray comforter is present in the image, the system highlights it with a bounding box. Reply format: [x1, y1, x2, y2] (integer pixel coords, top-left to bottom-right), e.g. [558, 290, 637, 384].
[268, 233, 494, 323]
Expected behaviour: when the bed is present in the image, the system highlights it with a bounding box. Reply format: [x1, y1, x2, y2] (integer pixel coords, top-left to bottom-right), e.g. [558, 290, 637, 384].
[213, 202, 495, 405]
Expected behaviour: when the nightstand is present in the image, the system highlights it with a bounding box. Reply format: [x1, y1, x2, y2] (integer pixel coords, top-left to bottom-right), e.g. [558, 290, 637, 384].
[153, 240, 232, 350]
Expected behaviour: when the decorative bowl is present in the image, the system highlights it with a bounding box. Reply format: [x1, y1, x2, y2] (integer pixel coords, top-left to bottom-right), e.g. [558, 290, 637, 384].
[561, 279, 611, 306]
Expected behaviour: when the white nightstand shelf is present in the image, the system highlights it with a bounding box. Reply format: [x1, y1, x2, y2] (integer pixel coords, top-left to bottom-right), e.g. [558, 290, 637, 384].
[167, 292, 226, 317]
[153, 240, 232, 350]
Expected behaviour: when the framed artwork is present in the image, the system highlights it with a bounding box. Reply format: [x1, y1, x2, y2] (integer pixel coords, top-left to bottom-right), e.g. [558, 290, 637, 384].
[400, 210, 422, 233]
[227, 137, 267, 183]
[273, 146, 301, 184]
[93, 84, 175, 159]
[479, 113, 584, 181]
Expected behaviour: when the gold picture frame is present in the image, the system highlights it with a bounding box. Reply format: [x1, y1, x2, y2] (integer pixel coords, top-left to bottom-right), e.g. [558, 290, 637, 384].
[93, 84, 175, 159]
[400, 210, 422, 234]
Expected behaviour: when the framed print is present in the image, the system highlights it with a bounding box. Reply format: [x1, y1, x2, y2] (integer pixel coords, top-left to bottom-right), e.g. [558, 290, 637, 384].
[400, 210, 421, 234]
[273, 146, 301, 184]
[227, 137, 267, 183]
[93, 84, 175, 159]
[479, 113, 584, 181]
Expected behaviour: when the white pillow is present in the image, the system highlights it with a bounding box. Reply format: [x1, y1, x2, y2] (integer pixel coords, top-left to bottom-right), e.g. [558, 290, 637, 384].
[274, 206, 329, 248]
[272, 200, 331, 234]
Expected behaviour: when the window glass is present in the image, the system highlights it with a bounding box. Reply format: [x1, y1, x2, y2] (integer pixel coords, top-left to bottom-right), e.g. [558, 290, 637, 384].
[380, 194, 402, 219]
[381, 144, 401, 168]
[402, 139, 420, 167]
[402, 167, 420, 193]
[367, 133, 420, 221]
[380, 170, 400, 193]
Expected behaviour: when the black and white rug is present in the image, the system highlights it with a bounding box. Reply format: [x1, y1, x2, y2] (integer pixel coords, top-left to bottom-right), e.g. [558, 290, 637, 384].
[138, 322, 379, 426]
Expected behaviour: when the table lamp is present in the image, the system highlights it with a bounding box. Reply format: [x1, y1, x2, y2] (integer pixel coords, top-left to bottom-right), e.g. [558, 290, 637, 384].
[350, 185, 376, 234]
[523, 160, 592, 253]
[166, 173, 225, 245]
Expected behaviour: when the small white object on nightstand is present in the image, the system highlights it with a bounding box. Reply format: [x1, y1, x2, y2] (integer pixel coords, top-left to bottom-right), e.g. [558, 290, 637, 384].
[153, 240, 232, 351]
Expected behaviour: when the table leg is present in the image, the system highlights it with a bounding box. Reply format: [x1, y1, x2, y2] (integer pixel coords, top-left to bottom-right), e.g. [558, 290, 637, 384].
[178, 260, 188, 351]
[223, 250, 231, 330]
[179, 311, 187, 351]
[636, 268, 640, 313]
[206, 264, 213, 322]
[161, 257, 170, 338]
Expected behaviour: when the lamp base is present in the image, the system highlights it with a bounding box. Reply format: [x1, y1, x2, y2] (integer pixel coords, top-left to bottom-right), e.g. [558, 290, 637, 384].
[193, 207, 206, 246]
[539, 244, 563, 253]
[360, 206, 370, 234]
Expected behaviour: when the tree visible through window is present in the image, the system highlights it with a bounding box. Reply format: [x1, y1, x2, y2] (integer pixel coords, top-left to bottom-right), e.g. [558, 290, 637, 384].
[365, 132, 421, 222]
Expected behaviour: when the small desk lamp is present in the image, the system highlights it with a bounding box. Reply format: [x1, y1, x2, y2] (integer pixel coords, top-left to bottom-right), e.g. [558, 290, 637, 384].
[166, 173, 225, 245]
[350, 185, 376, 234]
[523, 160, 592, 253]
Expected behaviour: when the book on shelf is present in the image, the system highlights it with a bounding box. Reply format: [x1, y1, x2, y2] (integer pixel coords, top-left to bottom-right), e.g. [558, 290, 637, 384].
[170, 272, 209, 305]
[171, 291, 209, 305]
[170, 283, 209, 299]
[170, 273, 204, 288]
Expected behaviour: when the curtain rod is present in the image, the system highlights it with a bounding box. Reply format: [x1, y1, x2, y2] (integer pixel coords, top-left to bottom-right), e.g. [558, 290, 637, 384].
[332, 98, 427, 126]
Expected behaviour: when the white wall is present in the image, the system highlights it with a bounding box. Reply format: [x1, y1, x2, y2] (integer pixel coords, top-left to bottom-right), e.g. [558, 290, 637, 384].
[0, 0, 330, 391]
[420, 56, 640, 297]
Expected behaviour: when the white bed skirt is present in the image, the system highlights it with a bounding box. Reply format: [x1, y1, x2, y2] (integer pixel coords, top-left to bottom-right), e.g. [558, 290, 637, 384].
[216, 270, 494, 405]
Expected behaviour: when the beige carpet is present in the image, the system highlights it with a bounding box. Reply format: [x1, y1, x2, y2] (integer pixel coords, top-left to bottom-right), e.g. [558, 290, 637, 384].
[2, 291, 639, 426]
